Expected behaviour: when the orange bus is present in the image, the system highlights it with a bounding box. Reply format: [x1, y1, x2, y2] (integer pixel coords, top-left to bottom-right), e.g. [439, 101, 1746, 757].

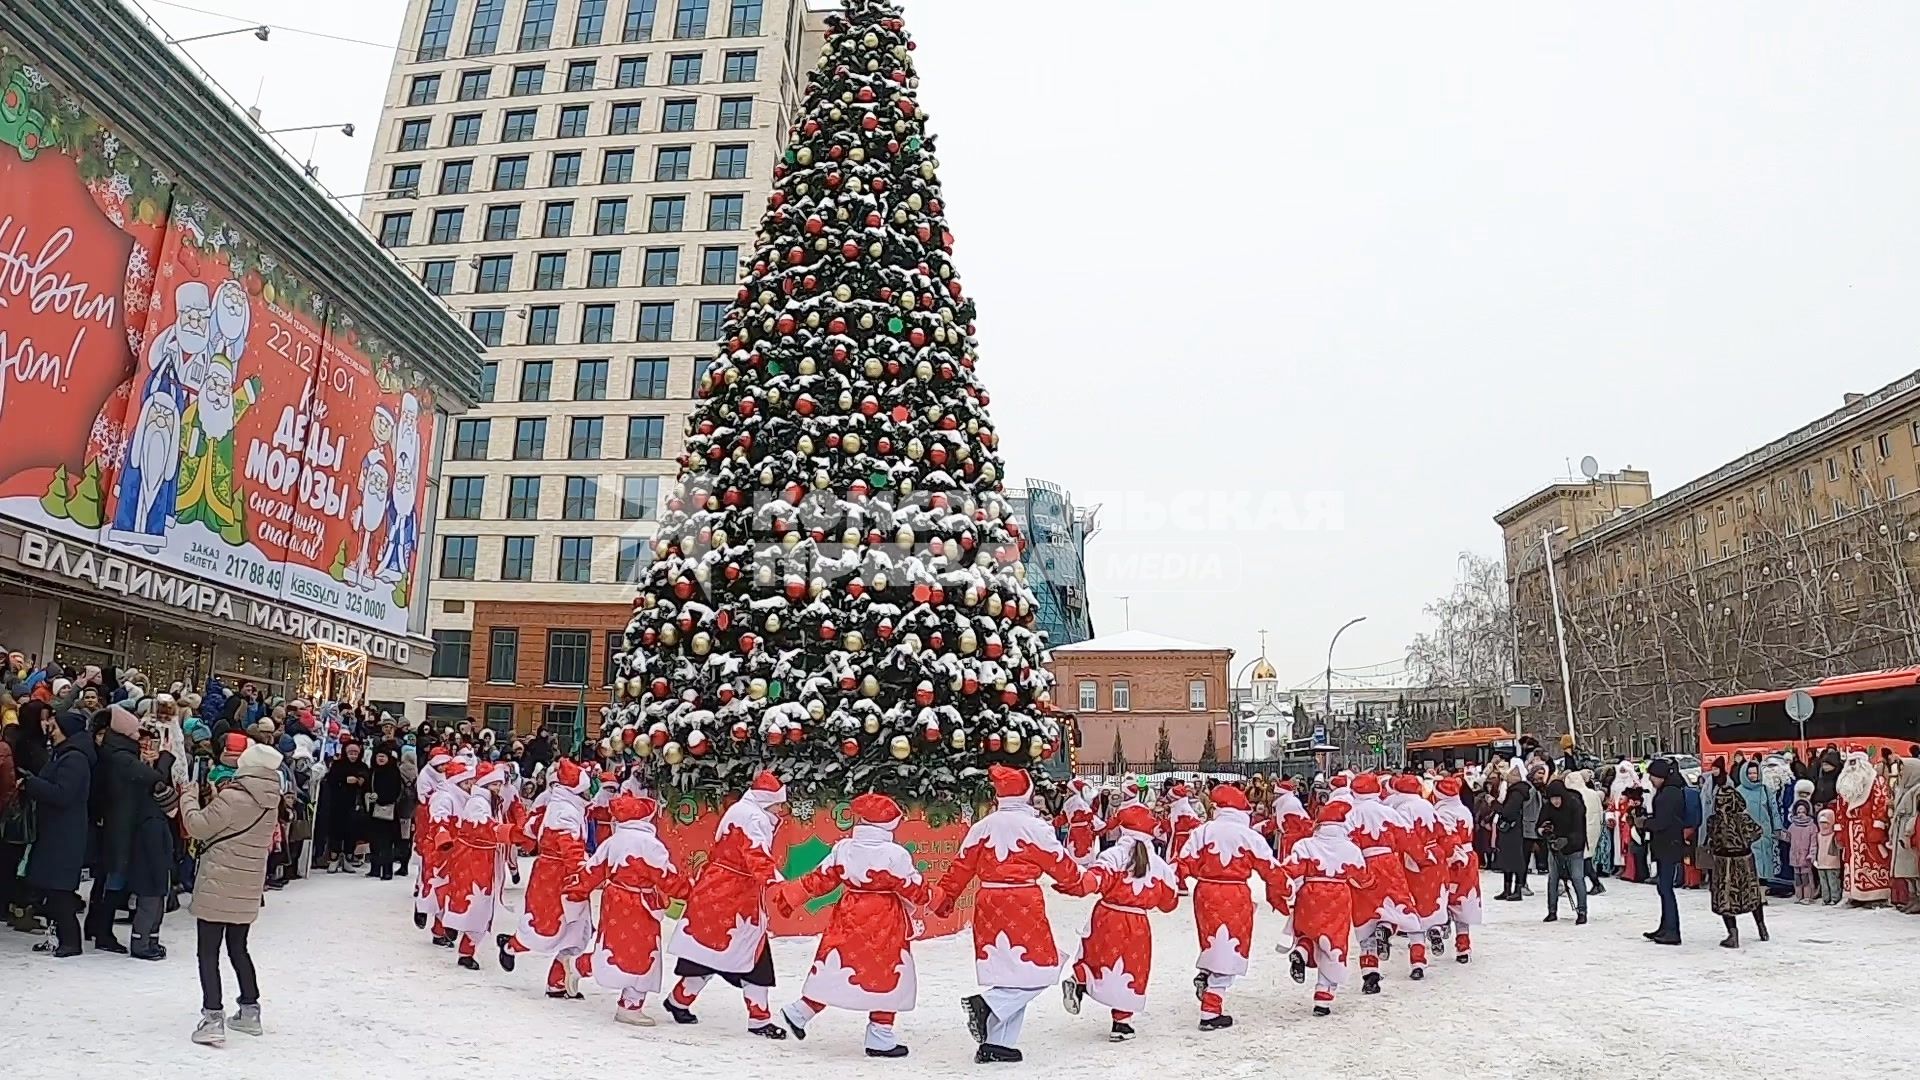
[1699, 668, 1920, 759]
[1404, 726, 1520, 771]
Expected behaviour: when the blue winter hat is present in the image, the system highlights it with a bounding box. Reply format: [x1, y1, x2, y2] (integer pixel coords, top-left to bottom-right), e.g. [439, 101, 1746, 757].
[277, 734, 296, 754]
[54, 710, 89, 738]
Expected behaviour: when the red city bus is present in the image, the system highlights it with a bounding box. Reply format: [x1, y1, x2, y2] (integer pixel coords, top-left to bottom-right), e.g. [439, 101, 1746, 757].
[1699, 668, 1920, 759]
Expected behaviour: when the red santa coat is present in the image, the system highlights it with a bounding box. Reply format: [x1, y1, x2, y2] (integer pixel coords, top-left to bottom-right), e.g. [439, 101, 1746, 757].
[439, 793, 512, 935]
[512, 787, 592, 955]
[1837, 758, 1893, 903]
[1272, 791, 1313, 860]
[1164, 796, 1202, 863]
[413, 770, 454, 917]
[1431, 794, 1483, 926]
[1058, 830, 1178, 1014]
[565, 818, 690, 994]
[1270, 823, 1371, 985]
[1344, 793, 1422, 933]
[1054, 791, 1104, 867]
[674, 796, 781, 973]
[934, 800, 1084, 990]
[1384, 791, 1449, 930]
[1174, 808, 1285, 976]
[773, 825, 929, 1012]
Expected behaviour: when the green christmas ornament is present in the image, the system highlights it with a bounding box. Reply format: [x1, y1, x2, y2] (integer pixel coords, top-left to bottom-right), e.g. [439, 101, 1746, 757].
[785, 148, 798, 164]
[906, 136, 923, 152]
[768, 360, 785, 376]
[769, 679, 785, 701]
[887, 317, 905, 334]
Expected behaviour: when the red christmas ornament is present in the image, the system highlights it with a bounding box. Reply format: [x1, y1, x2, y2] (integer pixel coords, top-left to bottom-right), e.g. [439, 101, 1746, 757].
[739, 632, 758, 653]
[784, 578, 806, 601]
[912, 582, 931, 604]
[830, 316, 849, 334]
[860, 396, 879, 416]
[673, 579, 694, 600]
[866, 211, 884, 228]
[857, 86, 877, 103]
[987, 733, 1003, 751]
[847, 579, 866, 599]
[871, 177, 889, 193]
[777, 314, 797, 335]
[915, 682, 935, 706]
[842, 240, 862, 260]
[768, 728, 786, 746]
[731, 722, 750, 742]
[796, 393, 817, 416]
[986, 638, 1005, 660]
[840, 737, 860, 757]
[862, 114, 879, 132]
[715, 610, 731, 631]
[642, 628, 659, 647]
[819, 621, 837, 641]
[805, 216, 825, 235]
[650, 677, 670, 698]
[909, 328, 927, 347]
[650, 727, 669, 748]
[788, 247, 806, 265]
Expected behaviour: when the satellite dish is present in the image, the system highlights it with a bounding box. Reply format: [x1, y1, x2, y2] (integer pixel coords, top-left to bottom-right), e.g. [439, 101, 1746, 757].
[1579, 455, 1600, 480]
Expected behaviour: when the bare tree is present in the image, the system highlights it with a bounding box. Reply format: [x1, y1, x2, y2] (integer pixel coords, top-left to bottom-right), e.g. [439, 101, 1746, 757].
[1405, 552, 1514, 727]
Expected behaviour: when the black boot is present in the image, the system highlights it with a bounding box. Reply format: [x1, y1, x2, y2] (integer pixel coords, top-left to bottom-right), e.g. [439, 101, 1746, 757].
[748, 1022, 787, 1040]
[1362, 972, 1382, 995]
[1312, 1003, 1332, 1017]
[457, 955, 481, 970]
[1060, 977, 1085, 1015]
[962, 995, 989, 1044]
[866, 1045, 909, 1058]
[94, 935, 128, 955]
[1289, 950, 1307, 984]
[1753, 909, 1769, 942]
[414, 911, 428, 929]
[663, 1000, 697, 1025]
[495, 933, 516, 972]
[1719, 915, 1740, 950]
[1198, 1014, 1234, 1031]
[974, 1044, 1023, 1064]
[1427, 927, 1446, 956]
[1109, 1021, 1135, 1042]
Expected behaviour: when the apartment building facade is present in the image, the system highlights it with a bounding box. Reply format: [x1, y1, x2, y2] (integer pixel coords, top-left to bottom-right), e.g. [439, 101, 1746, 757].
[361, 0, 822, 738]
[1496, 372, 1920, 756]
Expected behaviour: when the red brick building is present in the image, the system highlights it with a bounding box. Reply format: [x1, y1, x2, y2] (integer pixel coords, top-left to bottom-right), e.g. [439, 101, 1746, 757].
[465, 600, 629, 748]
[1049, 631, 1234, 773]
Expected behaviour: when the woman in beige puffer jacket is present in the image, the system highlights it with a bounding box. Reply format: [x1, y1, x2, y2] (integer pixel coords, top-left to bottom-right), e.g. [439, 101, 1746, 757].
[180, 740, 283, 1045]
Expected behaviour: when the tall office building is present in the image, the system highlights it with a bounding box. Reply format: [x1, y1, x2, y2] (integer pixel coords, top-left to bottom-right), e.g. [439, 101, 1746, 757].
[361, 0, 823, 742]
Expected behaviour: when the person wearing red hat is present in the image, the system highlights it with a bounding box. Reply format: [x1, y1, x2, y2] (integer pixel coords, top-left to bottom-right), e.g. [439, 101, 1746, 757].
[1384, 774, 1449, 976]
[1430, 776, 1482, 963]
[440, 764, 514, 969]
[498, 759, 596, 997]
[932, 763, 1085, 1064]
[421, 757, 472, 946]
[411, 749, 454, 927]
[1052, 778, 1104, 868]
[1161, 782, 1202, 895]
[564, 794, 691, 1026]
[666, 771, 790, 1038]
[1342, 773, 1422, 995]
[1271, 781, 1312, 861]
[1270, 802, 1371, 1016]
[1172, 783, 1284, 1030]
[1056, 803, 1178, 1042]
[773, 792, 928, 1058]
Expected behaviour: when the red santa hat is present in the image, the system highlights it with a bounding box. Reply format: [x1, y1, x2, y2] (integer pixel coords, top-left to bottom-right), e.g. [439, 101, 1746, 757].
[1434, 776, 1463, 798]
[1068, 777, 1089, 794]
[551, 758, 590, 795]
[1350, 773, 1383, 797]
[1277, 778, 1297, 792]
[609, 794, 658, 822]
[220, 732, 252, 757]
[744, 770, 788, 806]
[1209, 784, 1249, 811]
[1391, 774, 1423, 795]
[851, 792, 903, 828]
[442, 759, 474, 785]
[427, 750, 452, 770]
[989, 764, 1032, 800]
[1330, 774, 1350, 789]
[474, 763, 509, 789]
[1170, 781, 1190, 798]
[1106, 804, 1155, 836]
[1315, 801, 1353, 827]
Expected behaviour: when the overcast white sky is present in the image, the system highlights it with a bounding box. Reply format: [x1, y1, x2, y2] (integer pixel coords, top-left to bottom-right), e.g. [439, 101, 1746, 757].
[125, 0, 1920, 686]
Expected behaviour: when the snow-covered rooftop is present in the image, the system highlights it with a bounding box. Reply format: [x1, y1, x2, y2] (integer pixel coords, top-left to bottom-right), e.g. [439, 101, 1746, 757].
[1051, 630, 1229, 654]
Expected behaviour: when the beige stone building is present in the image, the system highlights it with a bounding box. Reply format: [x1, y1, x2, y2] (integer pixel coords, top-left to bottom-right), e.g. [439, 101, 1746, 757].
[358, 0, 823, 732]
[1497, 371, 1920, 755]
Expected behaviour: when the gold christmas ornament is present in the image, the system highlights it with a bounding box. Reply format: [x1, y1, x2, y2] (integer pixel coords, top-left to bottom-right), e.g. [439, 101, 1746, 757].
[863, 714, 880, 734]
[890, 734, 912, 759]
[765, 612, 783, 632]
[908, 194, 924, 211]
[861, 313, 877, 330]
[1028, 739, 1045, 759]
[873, 572, 889, 591]
[1005, 732, 1023, 754]
[797, 146, 813, 166]
[950, 727, 967, 749]
[835, 284, 854, 302]
[799, 357, 817, 375]
[663, 741, 684, 765]
[959, 628, 979, 654]
[626, 676, 645, 700]
[808, 699, 827, 721]
[903, 632, 923, 653]
[861, 674, 881, 697]
[843, 629, 866, 652]
[865, 357, 884, 378]
[906, 438, 924, 460]
[659, 625, 679, 646]
[843, 433, 863, 454]
[748, 678, 770, 701]
[915, 360, 933, 381]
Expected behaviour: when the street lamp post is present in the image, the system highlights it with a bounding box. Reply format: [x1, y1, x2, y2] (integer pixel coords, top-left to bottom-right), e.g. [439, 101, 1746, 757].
[168, 26, 270, 44]
[264, 123, 356, 138]
[1325, 616, 1366, 761]
[1540, 527, 1578, 744]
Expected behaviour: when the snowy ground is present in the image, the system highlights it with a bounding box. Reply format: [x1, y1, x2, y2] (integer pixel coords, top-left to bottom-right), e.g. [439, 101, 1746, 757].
[3, 869, 1915, 1079]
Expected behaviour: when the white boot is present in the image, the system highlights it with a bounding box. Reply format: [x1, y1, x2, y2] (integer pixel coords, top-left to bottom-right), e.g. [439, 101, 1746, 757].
[615, 1006, 656, 1027]
[191, 1009, 226, 1046]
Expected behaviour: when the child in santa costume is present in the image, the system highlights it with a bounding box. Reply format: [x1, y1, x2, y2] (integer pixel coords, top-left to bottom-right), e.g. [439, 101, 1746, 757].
[1162, 783, 1202, 893]
[1272, 780, 1313, 860]
[1383, 773, 1449, 977]
[439, 763, 513, 969]
[412, 750, 452, 931]
[774, 792, 928, 1058]
[1056, 804, 1178, 1042]
[1430, 776, 1482, 963]
[564, 793, 691, 1026]
[1343, 773, 1422, 995]
[498, 759, 595, 996]
[665, 771, 789, 1039]
[932, 764, 1085, 1065]
[1173, 784, 1285, 1031]
[1270, 802, 1371, 1016]
[1053, 778, 1104, 868]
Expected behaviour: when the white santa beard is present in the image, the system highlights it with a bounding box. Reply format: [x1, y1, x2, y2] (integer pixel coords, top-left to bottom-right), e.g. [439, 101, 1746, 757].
[197, 394, 236, 441]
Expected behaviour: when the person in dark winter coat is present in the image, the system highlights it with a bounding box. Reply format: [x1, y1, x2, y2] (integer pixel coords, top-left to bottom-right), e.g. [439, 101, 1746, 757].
[1705, 783, 1769, 948]
[1811, 747, 1844, 807]
[366, 746, 406, 880]
[1494, 767, 1530, 900]
[97, 706, 177, 959]
[1537, 779, 1590, 923]
[1641, 758, 1689, 944]
[321, 741, 372, 872]
[20, 710, 96, 955]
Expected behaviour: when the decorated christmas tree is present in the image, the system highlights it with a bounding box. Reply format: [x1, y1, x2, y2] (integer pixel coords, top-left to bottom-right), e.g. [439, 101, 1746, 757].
[609, 0, 1057, 805]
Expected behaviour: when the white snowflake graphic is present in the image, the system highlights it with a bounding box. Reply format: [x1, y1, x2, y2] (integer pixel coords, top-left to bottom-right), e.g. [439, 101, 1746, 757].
[127, 245, 151, 279]
[19, 65, 48, 91]
[90, 412, 128, 464]
[107, 207, 125, 228]
[258, 254, 277, 275]
[126, 289, 150, 313]
[152, 169, 170, 188]
[107, 172, 133, 201]
[102, 133, 121, 159]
